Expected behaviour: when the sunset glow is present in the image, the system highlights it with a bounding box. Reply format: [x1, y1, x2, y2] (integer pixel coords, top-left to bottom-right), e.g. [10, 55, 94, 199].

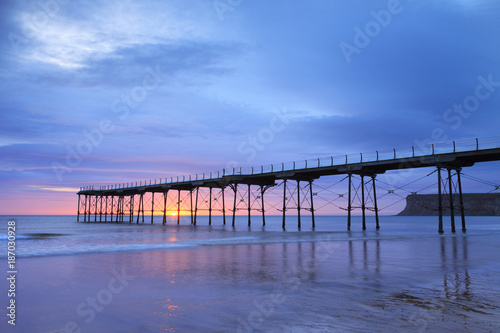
[1, 1, 499, 215]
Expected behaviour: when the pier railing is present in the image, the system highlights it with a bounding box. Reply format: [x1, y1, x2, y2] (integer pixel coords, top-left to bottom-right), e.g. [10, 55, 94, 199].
[80, 136, 500, 191]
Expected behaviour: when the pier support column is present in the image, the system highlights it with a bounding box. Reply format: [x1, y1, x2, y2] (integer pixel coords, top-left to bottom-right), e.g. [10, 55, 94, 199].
[447, 169, 456, 233]
[94, 196, 97, 222]
[190, 190, 194, 224]
[261, 185, 266, 226]
[87, 196, 91, 221]
[110, 195, 114, 222]
[248, 184, 251, 227]
[309, 180, 315, 229]
[456, 169, 466, 232]
[151, 193, 155, 224]
[222, 188, 226, 225]
[194, 187, 199, 225]
[115, 197, 120, 222]
[129, 195, 134, 223]
[119, 197, 122, 222]
[91, 196, 94, 221]
[438, 168, 444, 234]
[83, 195, 87, 222]
[232, 184, 238, 227]
[141, 195, 145, 223]
[209, 187, 213, 226]
[297, 180, 301, 230]
[177, 190, 181, 225]
[99, 195, 102, 222]
[282, 179, 287, 229]
[163, 191, 168, 225]
[117, 196, 124, 222]
[121, 196, 125, 222]
[119, 197, 123, 222]
[136, 195, 141, 224]
[104, 196, 108, 222]
[77, 194, 81, 222]
[361, 175, 366, 231]
[136, 194, 144, 224]
[372, 175, 380, 230]
[347, 174, 352, 231]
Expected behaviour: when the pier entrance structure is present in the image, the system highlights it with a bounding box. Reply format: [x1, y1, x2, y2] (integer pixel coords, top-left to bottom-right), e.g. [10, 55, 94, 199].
[77, 137, 500, 233]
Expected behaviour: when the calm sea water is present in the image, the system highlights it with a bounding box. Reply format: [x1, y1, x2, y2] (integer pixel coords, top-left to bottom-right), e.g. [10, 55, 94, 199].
[1, 215, 500, 332]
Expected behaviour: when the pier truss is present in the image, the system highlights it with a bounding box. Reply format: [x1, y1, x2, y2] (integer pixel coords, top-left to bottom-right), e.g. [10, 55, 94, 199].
[77, 137, 500, 233]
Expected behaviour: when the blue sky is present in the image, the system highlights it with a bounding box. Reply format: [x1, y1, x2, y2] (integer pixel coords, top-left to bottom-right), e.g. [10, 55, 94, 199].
[1, 0, 499, 214]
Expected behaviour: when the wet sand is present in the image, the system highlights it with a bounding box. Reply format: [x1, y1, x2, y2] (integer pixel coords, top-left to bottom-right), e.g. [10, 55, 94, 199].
[3, 229, 500, 332]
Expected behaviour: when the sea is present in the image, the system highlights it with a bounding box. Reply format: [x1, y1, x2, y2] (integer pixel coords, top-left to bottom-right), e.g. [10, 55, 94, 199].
[1, 215, 500, 333]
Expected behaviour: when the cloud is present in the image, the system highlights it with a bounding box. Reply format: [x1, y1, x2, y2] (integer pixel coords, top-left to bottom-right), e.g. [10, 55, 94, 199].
[3, 0, 218, 66]
[0, 0, 499, 214]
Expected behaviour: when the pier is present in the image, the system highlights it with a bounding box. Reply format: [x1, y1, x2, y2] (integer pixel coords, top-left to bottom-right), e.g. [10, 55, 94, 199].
[77, 137, 500, 233]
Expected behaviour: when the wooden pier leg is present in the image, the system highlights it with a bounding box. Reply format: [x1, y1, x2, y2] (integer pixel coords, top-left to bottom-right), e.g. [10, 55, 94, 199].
[209, 187, 213, 226]
[456, 169, 466, 232]
[151, 192, 155, 224]
[190, 190, 194, 224]
[90, 196, 94, 221]
[110, 195, 114, 222]
[83, 195, 87, 222]
[232, 184, 238, 227]
[261, 185, 266, 227]
[438, 168, 444, 234]
[116, 197, 121, 222]
[309, 180, 315, 229]
[136, 194, 141, 224]
[115, 197, 119, 222]
[90, 196, 94, 222]
[163, 191, 167, 225]
[297, 180, 301, 230]
[94, 196, 97, 222]
[77, 194, 81, 222]
[282, 179, 287, 229]
[194, 187, 199, 225]
[99, 195, 102, 222]
[177, 190, 181, 225]
[248, 184, 251, 227]
[347, 174, 352, 231]
[118, 197, 121, 222]
[222, 188, 226, 225]
[121, 196, 125, 222]
[361, 175, 366, 231]
[372, 175, 380, 230]
[89, 195, 92, 221]
[142, 195, 145, 223]
[129, 195, 134, 223]
[448, 169, 456, 233]
[105, 196, 108, 222]
[120, 196, 124, 222]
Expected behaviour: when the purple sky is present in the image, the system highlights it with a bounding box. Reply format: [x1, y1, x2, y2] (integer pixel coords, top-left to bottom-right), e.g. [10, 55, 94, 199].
[1, 0, 499, 214]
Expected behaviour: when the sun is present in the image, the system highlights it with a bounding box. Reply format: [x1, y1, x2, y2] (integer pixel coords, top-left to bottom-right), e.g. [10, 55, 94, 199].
[169, 211, 178, 216]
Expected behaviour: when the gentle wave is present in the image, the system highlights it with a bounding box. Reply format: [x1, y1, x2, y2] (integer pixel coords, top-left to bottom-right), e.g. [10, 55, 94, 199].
[0, 236, 262, 258]
[0, 233, 68, 240]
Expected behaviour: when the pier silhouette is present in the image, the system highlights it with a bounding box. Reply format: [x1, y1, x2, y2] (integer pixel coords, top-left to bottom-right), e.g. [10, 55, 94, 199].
[77, 137, 500, 233]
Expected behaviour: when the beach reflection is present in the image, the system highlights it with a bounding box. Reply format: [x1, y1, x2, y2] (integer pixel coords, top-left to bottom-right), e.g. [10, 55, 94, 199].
[440, 235, 471, 300]
[124, 230, 500, 332]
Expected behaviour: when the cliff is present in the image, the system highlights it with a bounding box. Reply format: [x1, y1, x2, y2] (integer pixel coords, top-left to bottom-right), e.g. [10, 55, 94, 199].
[397, 193, 500, 216]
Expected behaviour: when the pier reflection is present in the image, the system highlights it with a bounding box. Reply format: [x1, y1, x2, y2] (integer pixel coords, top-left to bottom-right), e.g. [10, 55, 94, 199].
[440, 235, 471, 300]
[113, 229, 500, 332]
[347, 234, 381, 283]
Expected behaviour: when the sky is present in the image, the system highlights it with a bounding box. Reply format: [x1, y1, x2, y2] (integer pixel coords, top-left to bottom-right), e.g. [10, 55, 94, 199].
[1, 0, 499, 215]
